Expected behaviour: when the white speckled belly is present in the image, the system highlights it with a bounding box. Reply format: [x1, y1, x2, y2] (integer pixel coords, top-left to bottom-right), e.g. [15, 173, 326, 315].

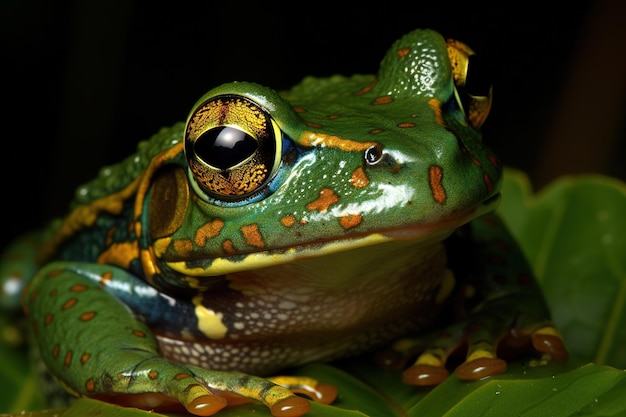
[156, 239, 451, 375]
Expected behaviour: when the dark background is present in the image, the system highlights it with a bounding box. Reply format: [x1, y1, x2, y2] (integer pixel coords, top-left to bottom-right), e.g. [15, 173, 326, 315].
[2, 0, 625, 251]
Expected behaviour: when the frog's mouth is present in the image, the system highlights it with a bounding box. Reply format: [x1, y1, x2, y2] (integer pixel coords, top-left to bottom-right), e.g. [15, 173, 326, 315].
[164, 193, 500, 277]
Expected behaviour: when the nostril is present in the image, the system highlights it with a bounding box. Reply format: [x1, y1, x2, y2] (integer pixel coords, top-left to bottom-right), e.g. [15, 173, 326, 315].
[364, 144, 385, 166]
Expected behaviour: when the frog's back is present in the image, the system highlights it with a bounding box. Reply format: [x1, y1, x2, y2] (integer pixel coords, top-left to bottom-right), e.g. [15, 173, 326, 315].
[71, 122, 185, 206]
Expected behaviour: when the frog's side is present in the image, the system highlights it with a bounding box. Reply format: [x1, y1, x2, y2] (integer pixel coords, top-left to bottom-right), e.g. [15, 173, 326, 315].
[0, 29, 567, 417]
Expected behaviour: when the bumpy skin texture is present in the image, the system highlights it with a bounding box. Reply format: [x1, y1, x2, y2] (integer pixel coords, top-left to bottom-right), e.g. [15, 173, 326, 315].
[2, 29, 567, 416]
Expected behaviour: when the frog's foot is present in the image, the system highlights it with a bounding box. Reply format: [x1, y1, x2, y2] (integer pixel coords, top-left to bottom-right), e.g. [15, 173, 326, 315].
[188, 367, 336, 417]
[530, 325, 569, 362]
[101, 378, 311, 417]
[394, 314, 568, 386]
[97, 358, 334, 417]
[268, 375, 338, 405]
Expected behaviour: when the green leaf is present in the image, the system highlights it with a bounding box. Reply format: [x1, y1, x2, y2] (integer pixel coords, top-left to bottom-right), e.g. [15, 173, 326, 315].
[498, 168, 626, 368]
[0, 314, 45, 414]
[409, 363, 626, 417]
[1, 168, 625, 417]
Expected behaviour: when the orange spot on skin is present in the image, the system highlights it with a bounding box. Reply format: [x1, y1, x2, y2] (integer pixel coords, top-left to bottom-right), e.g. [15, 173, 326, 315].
[354, 78, 378, 95]
[372, 95, 393, 105]
[397, 47, 410, 58]
[96, 241, 139, 268]
[293, 106, 306, 113]
[280, 215, 296, 227]
[428, 98, 445, 126]
[305, 121, 323, 128]
[80, 312, 96, 321]
[350, 167, 369, 188]
[488, 153, 499, 168]
[81, 353, 91, 365]
[100, 272, 113, 286]
[62, 298, 77, 310]
[46, 270, 62, 279]
[50, 289, 57, 296]
[222, 240, 236, 254]
[370, 128, 384, 134]
[175, 373, 192, 380]
[52, 344, 60, 359]
[398, 122, 416, 128]
[299, 219, 308, 225]
[85, 379, 96, 392]
[173, 239, 193, 255]
[148, 371, 159, 380]
[484, 173, 494, 193]
[132, 329, 146, 338]
[306, 188, 339, 213]
[70, 284, 89, 292]
[328, 114, 340, 120]
[340, 214, 363, 229]
[240, 224, 265, 248]
[64, 351, 73, 367]
[429, 165, 446, 204]
[471, 157, 482, 166]
[45, 313, 53, 325]
[193, 219, 224, 246]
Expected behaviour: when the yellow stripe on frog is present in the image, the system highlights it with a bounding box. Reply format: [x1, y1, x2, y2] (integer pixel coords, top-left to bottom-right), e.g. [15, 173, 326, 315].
[299, 131, 379, 151]
[166, 233, 393, 276]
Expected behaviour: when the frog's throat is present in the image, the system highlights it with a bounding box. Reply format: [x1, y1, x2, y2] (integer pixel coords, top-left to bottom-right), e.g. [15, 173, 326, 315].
[165, 193, 500, 277]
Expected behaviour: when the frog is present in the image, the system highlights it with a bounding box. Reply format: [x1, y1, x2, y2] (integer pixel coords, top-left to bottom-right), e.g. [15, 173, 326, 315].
[0, 28, 568, 416]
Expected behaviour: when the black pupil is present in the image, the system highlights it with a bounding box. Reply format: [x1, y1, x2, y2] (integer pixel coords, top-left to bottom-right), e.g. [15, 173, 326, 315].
[465, 55, 492, 97]
[195, 126, 257, 169]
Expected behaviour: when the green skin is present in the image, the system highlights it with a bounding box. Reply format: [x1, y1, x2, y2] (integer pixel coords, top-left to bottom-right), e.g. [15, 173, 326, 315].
[1, 29, 567, 417]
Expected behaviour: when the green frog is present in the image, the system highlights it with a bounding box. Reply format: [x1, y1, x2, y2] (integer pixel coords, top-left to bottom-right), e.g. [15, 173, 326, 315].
[0, 28, 567, 416]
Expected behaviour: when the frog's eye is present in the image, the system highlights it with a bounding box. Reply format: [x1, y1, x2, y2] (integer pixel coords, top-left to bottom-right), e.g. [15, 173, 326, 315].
[446, 39, 493, 129]
[184, 95, 282, 202]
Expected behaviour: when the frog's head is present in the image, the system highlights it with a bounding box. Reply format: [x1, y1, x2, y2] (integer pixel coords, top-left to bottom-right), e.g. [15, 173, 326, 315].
[145, 29, 500, 286]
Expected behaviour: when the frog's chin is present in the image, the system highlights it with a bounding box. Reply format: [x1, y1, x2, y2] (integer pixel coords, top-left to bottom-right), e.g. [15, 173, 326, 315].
[165, 194, 500, 277]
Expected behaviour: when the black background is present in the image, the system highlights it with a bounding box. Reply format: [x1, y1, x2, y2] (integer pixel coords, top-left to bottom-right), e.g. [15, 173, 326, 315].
[2, 0, 625, 251]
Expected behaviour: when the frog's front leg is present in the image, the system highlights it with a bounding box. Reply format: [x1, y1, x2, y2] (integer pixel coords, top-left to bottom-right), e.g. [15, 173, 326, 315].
[390, 213, 568, 385]
[21, 261, 323, 416]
